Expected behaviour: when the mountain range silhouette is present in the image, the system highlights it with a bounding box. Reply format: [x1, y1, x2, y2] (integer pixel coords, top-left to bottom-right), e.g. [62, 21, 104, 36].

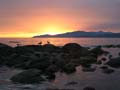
[33, 31, 120, 38]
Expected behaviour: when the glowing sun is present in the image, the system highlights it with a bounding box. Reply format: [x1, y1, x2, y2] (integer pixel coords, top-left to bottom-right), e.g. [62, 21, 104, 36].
[42, 25, 68, 35]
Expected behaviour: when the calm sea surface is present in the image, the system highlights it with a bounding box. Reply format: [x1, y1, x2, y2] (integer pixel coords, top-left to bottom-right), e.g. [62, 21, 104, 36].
[0, 38, 120, 47]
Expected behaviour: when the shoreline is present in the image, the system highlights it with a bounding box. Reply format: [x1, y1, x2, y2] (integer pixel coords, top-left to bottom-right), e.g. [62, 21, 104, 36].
[0, 43, 120, 90]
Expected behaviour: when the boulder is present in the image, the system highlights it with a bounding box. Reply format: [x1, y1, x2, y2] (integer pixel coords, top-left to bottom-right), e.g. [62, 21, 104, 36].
[43, 44, 61, 52]
[46, 65, 59, 74]
[107, 57, 120, 68]
[102, 68, 115, 74]
[62, 43, 89, 58]
[28, 56, 51, 71]
[90, 46, 108, 57]
[62, 63, 76, 74]
[11, 69, 45, 84]
[80, 56, 97, 67]
[5, 54, 30, 68]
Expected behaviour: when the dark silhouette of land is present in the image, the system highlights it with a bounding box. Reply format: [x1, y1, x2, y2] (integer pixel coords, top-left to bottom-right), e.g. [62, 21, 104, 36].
[33, 31, 120, 38]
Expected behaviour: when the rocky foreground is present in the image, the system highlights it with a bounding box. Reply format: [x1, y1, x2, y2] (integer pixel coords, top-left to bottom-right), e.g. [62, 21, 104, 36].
[0, 43, 120, 90]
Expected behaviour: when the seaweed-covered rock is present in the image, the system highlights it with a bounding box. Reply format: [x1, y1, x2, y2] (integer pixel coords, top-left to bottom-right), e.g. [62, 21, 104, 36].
[46, 65, 59, 74]
[80, 56, 97, 67]
[62, 63, 76, 74]
[107, 57, 120, 68]
[28, 56, 51, 71]
[62, 43, 89, 58]
[90, 46, 107, 57]
[11, 69, 45, 84]
[5, 54, 30, 68]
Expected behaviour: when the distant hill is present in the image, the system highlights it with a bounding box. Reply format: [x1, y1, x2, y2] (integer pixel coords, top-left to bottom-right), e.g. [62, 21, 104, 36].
[33, 31, 120, 38]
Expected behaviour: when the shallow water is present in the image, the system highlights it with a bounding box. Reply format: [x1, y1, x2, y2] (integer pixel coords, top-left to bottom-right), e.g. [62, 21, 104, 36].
[0, 66, 120, 90]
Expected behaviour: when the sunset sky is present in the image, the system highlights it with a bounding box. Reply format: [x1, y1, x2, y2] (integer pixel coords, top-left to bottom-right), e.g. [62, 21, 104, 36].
[0, 0, 120, 37]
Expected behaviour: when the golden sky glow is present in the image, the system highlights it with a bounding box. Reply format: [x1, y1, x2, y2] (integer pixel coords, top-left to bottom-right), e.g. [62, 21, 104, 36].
[0, 0, 120, 37]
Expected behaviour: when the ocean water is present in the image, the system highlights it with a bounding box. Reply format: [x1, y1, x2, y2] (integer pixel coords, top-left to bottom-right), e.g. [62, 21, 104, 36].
[0, 38, 120, 47]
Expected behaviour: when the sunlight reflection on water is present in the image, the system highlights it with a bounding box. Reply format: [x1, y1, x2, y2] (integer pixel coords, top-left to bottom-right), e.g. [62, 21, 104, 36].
[0, 38, 120, 47]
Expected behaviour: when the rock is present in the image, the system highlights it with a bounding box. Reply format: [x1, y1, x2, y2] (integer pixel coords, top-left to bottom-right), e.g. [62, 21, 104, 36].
[62, 63, 76, 74]
[100, 65, 115, 74]
[90, 46, 107, 57]
[102, 68, 115, 74]
[46, 65, 59, 74]
[0, 43, 12, 48]
[46, 73, 56, 80]
[28, 56, 51, 71]
[82, 67, 96, 72]
[101, 57, 107, 61]
[45, 88, 59, 90]
[100, 66, 108, 69]
[62, 43, 89, 58]
[43, 44, 61, 52]
[109, 55, 112, 59]
[0, 43, 13, 57]
[119, 52, 120, 56]
[5, 54, 31, 68]
[11, 69, 45, 84]
[116, 45, 120, 48]
[103, 45, 115, 48]
[13, 45, 43, 55]
[80, 56, 97, 67]
[107, 57, 120, 68]
[83, 86, 96, 90]
[96, 61, 102, 65]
